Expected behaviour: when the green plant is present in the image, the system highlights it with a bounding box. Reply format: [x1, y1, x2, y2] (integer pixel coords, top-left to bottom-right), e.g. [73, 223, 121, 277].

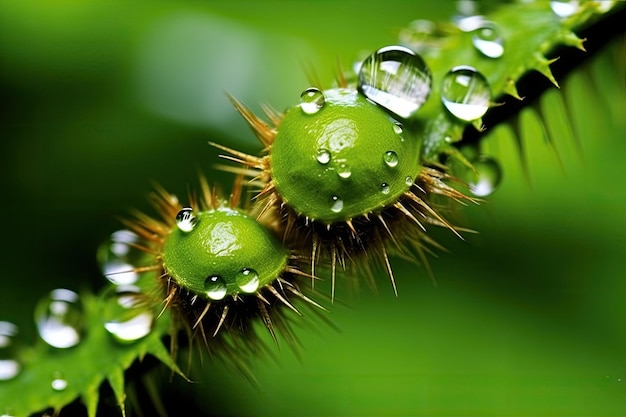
[0, 1, 625, 416]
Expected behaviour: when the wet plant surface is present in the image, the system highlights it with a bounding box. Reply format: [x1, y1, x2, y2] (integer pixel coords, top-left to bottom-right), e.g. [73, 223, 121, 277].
[0, 1, 625, 416]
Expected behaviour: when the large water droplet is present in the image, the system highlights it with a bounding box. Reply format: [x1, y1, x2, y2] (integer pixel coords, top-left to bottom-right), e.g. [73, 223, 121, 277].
[330, 196, 344, 213]
[205, 275, 227, 300]
[550, 1, 581, 18]
[441, 66, 491, 122]
[35, 289, 84, 349]
[51, 372, 68, 391]
[392, 122, 404, 135]
[358, 45, 432, 118]
[468, 156, 502, 197]
[98, 229, 143, 285]
[0, 321, 20, 381]
[102, 286, 154, 343]
[300, 87, 325, 114]
[176, 207, 197, 232]
[316, 148, 331, 165]
[405, 176, 414, 186]
[383, 151, 399, 168]
[235, 268, 260, 293]
[472, 22, 504, 58]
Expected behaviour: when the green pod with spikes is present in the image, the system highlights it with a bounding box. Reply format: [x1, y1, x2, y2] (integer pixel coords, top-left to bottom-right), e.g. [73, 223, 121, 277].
[2, 2, 625, 417]
[164, 207, 289, 299]
[270, 88, 421, 224]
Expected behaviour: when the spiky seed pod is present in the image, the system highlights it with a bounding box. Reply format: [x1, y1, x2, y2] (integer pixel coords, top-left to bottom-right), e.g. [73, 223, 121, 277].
[122, 176, 325, 371]
[212, 87, 477, 298]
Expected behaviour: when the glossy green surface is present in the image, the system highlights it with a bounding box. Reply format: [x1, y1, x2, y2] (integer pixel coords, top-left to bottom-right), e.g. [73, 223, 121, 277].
[1, 1, 625, 416]
[271, 88, 421, 222]
[163, 208, 288, 298]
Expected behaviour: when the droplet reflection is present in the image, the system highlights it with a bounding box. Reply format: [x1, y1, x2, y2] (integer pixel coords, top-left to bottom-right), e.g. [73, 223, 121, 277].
[300, 87, 325, 114]
[205, 275, 227, 300]
[468, 156, 502, 197]
[102, 285, 154, 343]
[358, 45, 432, 118]
[472, 22, 504, 58]
[35, 289, 84, 349]
[235, 268, 260, 293]
[441, 66, 491, 121]
[0, 321, 20, 381]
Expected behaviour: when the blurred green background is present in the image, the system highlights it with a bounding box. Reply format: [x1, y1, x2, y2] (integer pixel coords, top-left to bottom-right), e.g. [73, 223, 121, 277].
[1, 1, 625, 416]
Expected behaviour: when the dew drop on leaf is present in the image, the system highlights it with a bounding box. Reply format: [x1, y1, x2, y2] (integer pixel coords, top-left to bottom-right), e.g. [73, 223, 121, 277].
[300, 87, 325, 115]
[337, 162, 352, 179]
[472, 21, 504, 58]
[102, 285, 155, 343]
[468, 156, 502, 197]
[358, 45, 432, 118]
[205, 275, 227, 300]
[441, 65, 491, 122]
[383, 150, 399, 168]
[176, 207, 197, 232]
[381, 182, 391, 194]
[330, 195, 344, 213]
[316, 148, 331, 165]
[98, 229, 143, 285]
[393, 122, 404, 135]
[35, 289, 84, 349]
[235, 268, 260, 293]
[0, 321, 20, 381]
[51, 372, 68, 391]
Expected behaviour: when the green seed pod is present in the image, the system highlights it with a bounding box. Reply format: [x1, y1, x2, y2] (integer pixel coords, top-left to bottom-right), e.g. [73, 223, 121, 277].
[122, 177, 324, 354]
[163, 208, 288, 300]
[270, 88, 421, 223]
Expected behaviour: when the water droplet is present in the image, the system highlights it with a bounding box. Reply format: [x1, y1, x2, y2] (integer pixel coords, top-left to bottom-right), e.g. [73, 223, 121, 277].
[204, 275, 227, 300]
[441, 66, 491, 121]
[176, 207, 197, 232]
[472, 22, 504, 58]
[0, 321, 20, 381]
[51, 372, 67, 391]
[381, 183, 390, 194]
[316, 148, 331, 165]
[35, 289, 83, 349]
[392, 122, 404, 135]
[405, 176, 414, 186]
[235, 268, 260, 293]
[102, 286, 154, 343]
[550, 1, 581, 18]
[383, 151, 399, 168]
[300, 87, 325, 114]
[98, 229, 143, 285]
[337, 162, 352, 179]
[468, 156, 502, 197]
[358, 45, 432, 118]
[330, 196, 344, 213]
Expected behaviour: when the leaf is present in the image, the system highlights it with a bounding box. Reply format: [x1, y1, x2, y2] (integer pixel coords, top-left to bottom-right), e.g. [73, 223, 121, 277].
[395, 1, 625, 163]
[0, 290, 179, 417]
